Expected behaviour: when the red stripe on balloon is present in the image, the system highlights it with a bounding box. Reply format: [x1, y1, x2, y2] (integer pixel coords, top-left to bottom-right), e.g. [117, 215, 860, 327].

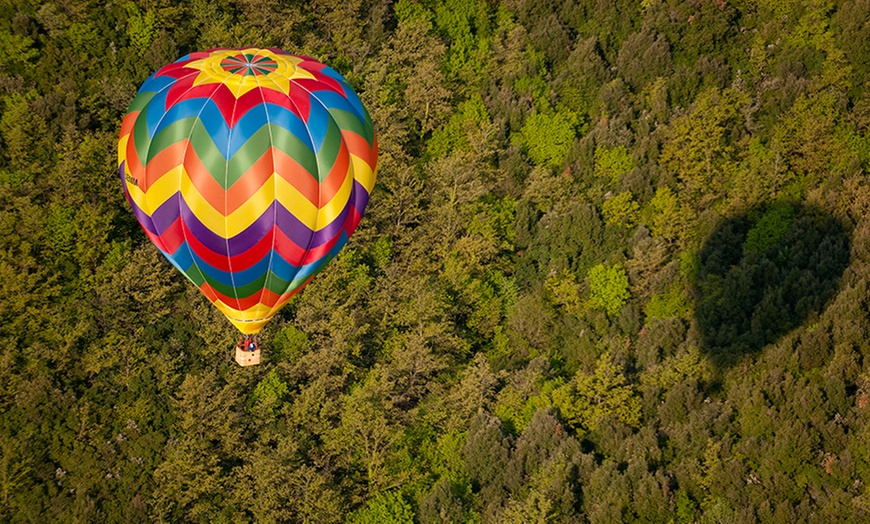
[288, 86, 311, 122]
[296, 76, 344, 97]
[155, 60, 200, 80]
[182, 218, 274, 272]
[259, 87, 306, 120]
[274, 225, 341, 267]
[138, 215, 180, 254]
[159, 216, 185, 254]
[167, 82, 238, 124]
[153, 216, 342, 274]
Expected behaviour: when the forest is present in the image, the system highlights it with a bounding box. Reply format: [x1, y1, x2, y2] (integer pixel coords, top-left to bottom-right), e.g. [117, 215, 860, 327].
[2, 0, 870, 521]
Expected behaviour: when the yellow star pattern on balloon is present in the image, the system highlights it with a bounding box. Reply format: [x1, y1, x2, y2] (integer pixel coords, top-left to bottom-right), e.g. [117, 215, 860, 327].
[185, 48, 316, 97]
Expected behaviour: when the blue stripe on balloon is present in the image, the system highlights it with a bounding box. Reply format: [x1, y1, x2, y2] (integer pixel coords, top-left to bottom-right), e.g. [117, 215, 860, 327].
[313, 91, 365, 125]
[144, 88, 173, 136]
[149, 97, 230, 151]
[315, 87, 367, 125]
[227, 103, 315, 158]
[164, 229, 348, 290]
[282, 231, 349, 286]
[148, 98, 315, 161]
[137, 74, 177, 103]
[167, 242, 194, 275]
[305, 100, 330, 152]
[266, 103, 315, 153]
[227, 102, 268, 158]
[165, 243, 305, 287]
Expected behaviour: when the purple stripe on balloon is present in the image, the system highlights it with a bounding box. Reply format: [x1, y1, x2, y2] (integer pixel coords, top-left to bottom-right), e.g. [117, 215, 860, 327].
[274, 201, 349, 248]
[120, 161, 143, 225]
[127, 193, 168, 237]
[150, 195, 183, 233]
[177, 200, 288, 254]
[128, 198, 159, 236]
[351, 179, 370, 218]
[126, 180, 371, 255]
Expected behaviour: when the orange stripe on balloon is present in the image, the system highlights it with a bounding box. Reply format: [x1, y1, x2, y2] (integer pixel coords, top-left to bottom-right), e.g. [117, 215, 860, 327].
[316, 138, 351, 208]
[260, 275, 316, 317]
[179, 142, 226, 210]
[223, 151, 277, 212]
[342, 131, 377, 168]
[184, 145, 318, 213]
[176, 143, 335, 214]
[199, 282, 219, 303]
[124, 135, 146, 189]
[119, 111, 139, 145]
[143, 141, 269, 215]
[272, 148, 319, 203]
[144, 141, 190, 190]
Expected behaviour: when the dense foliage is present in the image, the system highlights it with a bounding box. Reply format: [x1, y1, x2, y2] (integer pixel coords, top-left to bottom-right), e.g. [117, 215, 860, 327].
[2, 0, 870, 521]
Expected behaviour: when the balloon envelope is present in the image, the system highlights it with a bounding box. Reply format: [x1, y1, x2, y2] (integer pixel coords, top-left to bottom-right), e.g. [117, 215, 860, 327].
[119, 48, 377, 334]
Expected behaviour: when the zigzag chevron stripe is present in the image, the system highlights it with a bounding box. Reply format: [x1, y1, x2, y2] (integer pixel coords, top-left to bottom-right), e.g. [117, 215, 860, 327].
[125, 179, 368, 252]
[130, 141, 352, 216]
[119, 48, 377, 335]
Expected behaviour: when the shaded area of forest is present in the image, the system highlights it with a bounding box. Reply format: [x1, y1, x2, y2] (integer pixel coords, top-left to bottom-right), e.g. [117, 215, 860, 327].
[3, 0, 870, 522]
[695, 203, 851, 368]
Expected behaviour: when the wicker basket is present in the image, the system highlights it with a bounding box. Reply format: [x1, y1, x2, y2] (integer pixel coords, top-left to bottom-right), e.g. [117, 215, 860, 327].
[234, 344, 261, 366]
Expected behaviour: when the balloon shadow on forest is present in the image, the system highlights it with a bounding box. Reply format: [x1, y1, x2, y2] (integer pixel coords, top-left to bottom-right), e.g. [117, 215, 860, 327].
[693, 202, 851, 369]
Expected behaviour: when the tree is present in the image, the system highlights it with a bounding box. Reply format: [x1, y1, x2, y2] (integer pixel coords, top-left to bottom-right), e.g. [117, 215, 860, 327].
[552, 351, 641, 433]
[586, 263, 631, 317]
[660, 87, 748, 209]
[616, 29, 672, 92]
[646, 186, 685, 242]
[463, 412, 511, 511]
[151, 372, 243, 521]
[418, 477, 470, 524]
[518, 111, 578, 167]
[347, 491, 414, 524]
[594, 144, 633, 186]
[601, 191, 640, 228]
[328, 370, 402, 490]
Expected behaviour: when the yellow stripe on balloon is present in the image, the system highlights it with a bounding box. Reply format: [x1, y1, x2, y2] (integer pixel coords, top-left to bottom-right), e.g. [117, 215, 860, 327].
[230, 318, 270, 335]
[136, 164, 185, 214]
[178, 171, 324, 237]
[315, 169, 354, 229]
[213, 299, 294, 334]
[351, 155, 376, 193]
[118, 135, 129, 166]
[213, 300, 275, 320]
[143, 164, 183, 219]
[182, 170, 271, 238]
[127, 162, 356, 236]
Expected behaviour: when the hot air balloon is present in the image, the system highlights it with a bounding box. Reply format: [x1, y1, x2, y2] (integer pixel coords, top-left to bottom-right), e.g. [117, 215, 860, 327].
[118, 48, 377, 365]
